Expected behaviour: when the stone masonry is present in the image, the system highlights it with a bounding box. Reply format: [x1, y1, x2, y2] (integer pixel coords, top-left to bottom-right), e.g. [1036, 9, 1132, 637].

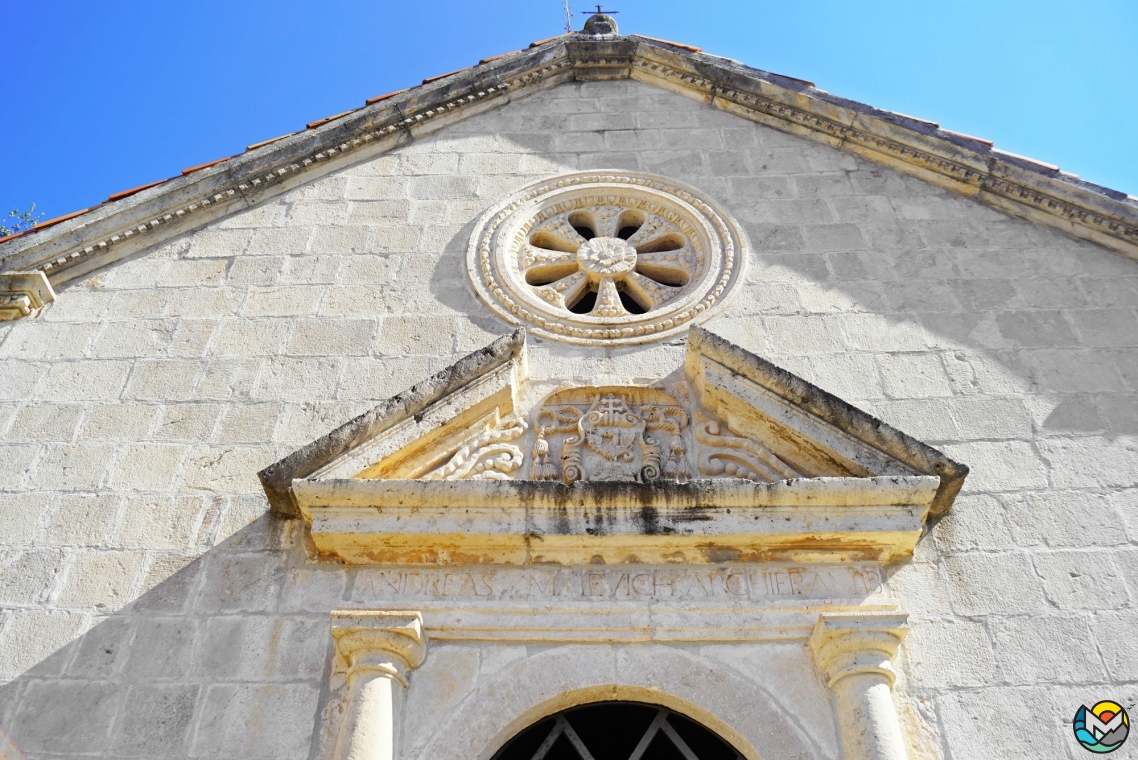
[0, 79, 1136, 759]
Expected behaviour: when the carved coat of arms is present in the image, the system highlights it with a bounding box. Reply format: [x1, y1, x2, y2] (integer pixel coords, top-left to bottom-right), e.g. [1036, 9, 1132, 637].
[531, 387, 691, 484]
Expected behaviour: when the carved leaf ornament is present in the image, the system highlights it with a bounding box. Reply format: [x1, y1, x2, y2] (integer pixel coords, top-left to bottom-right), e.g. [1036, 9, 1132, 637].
[468, 171, 749, 345]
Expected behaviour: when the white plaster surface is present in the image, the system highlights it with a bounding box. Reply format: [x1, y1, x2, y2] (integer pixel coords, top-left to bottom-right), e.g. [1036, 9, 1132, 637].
[0, 79, 1136, 760]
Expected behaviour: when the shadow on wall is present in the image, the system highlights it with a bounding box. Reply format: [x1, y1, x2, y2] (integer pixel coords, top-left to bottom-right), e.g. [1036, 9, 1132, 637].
[0, 515, 340, 760]
[427, 143, 1138, 445]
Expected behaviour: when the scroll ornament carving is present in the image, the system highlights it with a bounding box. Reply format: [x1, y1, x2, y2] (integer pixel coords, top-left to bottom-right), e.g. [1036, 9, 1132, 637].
[695, 421, 802, 482]
[424, 419, 527, 480]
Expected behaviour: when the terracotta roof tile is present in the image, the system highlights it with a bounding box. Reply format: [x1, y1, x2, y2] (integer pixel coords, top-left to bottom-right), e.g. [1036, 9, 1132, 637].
[634, 35, 702, 53]
[107, 179, 167, 202]
[34, 207, 95, 230]
[479, 50, 522, 65]
[529, 34, 568, 48]
[366, 88, 410, 105]
[0, 229, 34, 244]
[246, 133, 297, 151]
[422, 68, 464, 84]
[182, 156, 232, 176]
[307, 109, 358, 130]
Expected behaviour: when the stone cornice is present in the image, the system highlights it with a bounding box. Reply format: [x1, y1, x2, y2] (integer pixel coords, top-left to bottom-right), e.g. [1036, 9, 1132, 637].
[258, 329, 526, 517]
[3, 34, 1134, 302]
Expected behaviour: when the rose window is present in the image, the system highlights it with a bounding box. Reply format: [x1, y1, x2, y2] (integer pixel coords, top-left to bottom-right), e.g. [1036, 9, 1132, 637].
[468, 171, 749, 345]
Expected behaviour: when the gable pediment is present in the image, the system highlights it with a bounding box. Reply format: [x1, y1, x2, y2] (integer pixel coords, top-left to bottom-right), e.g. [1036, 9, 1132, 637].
[2, 32, 1135, 314]
[260, 327, 966, 565]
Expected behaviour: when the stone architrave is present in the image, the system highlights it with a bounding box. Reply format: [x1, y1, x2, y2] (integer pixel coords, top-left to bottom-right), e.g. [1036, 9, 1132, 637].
[809, 613, 911, 760]
[331, 611, 428, 760]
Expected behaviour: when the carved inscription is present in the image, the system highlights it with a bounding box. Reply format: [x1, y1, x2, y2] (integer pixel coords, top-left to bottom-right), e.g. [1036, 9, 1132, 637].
[353, 565, 883, 602]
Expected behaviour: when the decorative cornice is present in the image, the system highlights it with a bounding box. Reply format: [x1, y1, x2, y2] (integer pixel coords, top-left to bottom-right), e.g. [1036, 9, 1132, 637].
[2, 34, 1134, 304]
[258, 328, 527, 517]
[629, 50, 1138, 257]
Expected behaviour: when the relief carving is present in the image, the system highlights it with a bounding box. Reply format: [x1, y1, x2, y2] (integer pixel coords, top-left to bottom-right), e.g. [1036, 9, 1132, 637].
[695, 420, 802, 483]
[467, 171, 748, 346]
[531, 388, 689, 483]
[424, 419, 527, 480]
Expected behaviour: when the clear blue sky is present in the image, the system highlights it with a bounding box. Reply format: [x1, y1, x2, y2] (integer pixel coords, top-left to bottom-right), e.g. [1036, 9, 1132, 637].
[4, 0, 1135, 221]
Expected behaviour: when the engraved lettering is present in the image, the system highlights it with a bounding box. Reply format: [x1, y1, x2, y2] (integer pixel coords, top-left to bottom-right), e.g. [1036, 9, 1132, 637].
[404, 573, 425, 595]
[350, 565, 884, 602]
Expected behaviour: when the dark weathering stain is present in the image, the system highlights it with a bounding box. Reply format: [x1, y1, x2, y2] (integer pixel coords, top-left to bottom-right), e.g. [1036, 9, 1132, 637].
[635, 506, 676, 535]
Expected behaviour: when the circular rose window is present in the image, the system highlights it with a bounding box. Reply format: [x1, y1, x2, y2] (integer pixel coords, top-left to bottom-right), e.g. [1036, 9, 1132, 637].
[468, 171, 749, 345]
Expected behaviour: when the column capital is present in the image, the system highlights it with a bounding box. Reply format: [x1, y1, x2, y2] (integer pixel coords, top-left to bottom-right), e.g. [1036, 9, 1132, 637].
[0, 271, 55, 321]
[809, 612, 909, 689]
[332, 610, 427, 684]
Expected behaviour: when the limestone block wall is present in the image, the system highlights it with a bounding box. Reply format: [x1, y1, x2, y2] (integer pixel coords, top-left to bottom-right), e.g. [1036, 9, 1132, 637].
[0, 79, 1135, 759]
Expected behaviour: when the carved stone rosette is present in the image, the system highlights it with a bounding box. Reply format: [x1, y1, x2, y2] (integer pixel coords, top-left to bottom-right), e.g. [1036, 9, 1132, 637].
[467, 171, 748, 345]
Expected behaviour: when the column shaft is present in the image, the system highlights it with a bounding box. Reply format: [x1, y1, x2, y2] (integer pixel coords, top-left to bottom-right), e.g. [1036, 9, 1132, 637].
[330, 611, 426, 760]
[832, 675, 908, 760]
[336, 667, 399, 760]
[809, 613, 910, 760]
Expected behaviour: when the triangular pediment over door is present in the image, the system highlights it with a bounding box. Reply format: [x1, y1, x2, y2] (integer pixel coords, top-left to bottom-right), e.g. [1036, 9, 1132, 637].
[259, 327, 967, 565]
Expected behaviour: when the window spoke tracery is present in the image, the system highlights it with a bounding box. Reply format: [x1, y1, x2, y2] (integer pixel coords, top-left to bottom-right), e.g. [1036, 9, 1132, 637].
[492, 702, 744, 760]
[524, 207, 692, 317]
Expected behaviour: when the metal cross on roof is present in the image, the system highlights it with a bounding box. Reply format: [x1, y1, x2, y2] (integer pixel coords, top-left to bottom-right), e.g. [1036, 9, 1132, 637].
[581, 5, 619, 14]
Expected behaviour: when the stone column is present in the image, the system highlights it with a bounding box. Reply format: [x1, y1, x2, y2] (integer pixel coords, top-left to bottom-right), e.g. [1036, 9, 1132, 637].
[809, 613, 910, 760]
[331, 611, 428, 760]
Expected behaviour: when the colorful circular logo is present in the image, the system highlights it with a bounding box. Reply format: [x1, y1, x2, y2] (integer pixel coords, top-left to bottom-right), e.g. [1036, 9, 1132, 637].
[1074, 701, 1130, 753]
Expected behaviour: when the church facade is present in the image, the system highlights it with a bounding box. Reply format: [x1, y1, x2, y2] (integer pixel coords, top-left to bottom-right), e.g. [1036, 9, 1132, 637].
[1, 19, 1136, 760]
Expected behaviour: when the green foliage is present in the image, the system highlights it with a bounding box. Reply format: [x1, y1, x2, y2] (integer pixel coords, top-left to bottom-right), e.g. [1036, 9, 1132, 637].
[1, 204, 43, 237]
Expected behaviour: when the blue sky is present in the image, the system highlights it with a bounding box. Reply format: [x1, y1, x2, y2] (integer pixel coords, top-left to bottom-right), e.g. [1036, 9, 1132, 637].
[3, 0, 1135, 222]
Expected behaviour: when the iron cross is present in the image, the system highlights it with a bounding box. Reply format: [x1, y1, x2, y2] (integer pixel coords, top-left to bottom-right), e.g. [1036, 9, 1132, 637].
[581, 5, 619, 14]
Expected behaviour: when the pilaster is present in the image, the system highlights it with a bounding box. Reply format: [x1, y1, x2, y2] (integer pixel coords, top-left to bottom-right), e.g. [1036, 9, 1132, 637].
[810, 612, 910, 760]
[331, 611, 428, 760]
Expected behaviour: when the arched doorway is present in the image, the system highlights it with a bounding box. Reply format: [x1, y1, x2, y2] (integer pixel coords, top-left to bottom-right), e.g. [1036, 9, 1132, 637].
[490, 702, 744, 760]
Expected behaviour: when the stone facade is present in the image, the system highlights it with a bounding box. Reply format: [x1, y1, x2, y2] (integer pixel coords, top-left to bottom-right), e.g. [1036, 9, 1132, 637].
[0, 75, 1136, 760]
